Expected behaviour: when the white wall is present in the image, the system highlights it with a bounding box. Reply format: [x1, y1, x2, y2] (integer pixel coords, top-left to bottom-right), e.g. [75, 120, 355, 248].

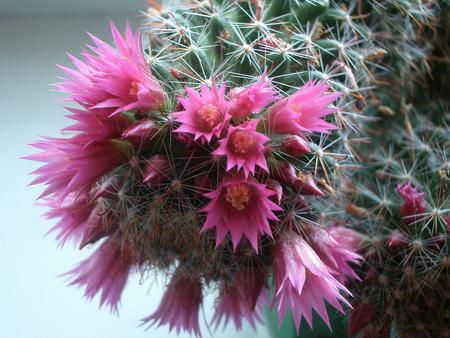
[0, 5, 271, 338]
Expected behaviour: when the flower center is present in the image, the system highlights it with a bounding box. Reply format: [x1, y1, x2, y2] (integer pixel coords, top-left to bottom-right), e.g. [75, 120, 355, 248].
[197, 104, 221, 131]
[129, 81, 139, 97]
[225, 184, 251, 211]
[230, 131, 254, 155]
[288, 103, 302, 116]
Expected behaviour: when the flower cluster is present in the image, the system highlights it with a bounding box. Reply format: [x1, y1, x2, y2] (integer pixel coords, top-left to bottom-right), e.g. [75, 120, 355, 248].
[27, 23, 360, 337]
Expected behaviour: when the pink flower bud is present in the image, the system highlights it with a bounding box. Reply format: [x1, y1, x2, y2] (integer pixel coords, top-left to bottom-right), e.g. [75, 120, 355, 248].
[273, 162, 323, 196]
[193, 174, 213, 196]
[143, 155, 170, 185]
[122, 119, 158, 145]
[79, 202, 117, 249]
[397, 182, 426, 224]
[266, 179, 283, 204]
[293, 173, 324, 196]
[386, 230, 407, 248]
[281, 135, 311, 156]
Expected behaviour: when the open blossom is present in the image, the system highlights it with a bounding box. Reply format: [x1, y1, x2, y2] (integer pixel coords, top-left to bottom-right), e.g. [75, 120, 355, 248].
[44, 194, 96, 247]
[172, 82, 231, 143]
[201, 175, 281, 251]
[64, 106, 130, 145]
[56, 22, 164, 116]
[229, 76, 278, 121]
[309, 227, 361, 283]
[272, 234, 351, 332]
[397, 182, 426, 223]
[212, 267, 267, 331]
[26, 137, 130, 201]
[64, 238, 133, 312]
[142, 274, 202, 337]
[213, 120, 269, 178]
[212, 284, 265, 331]
[263, 82, 340, 136]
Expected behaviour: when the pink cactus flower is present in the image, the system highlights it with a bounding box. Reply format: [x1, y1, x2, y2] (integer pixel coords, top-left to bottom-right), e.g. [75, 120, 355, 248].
[397, 182, 426, 224]
[143, 154, 171, 185]
[212, 267, 267, 331]
[64, 106, 130, 145]
[56, 22, 164, 116]
[272, 234, 351, 333]
[45, 175, 121, 247]
[328, 226, 361, 251]
[212, 284, 265, 331]
[201, 175, 281, 251]
[142, 274, 202, 337]
[172, 82, 231, 143]
[44, 194, 95, 247]
[64, 238, 133, 313]
[213, 120, 270, 178]
[262, 82, 340, 136]
[309, 227, 361, 283]
[229, 76, 278, 122]
[26, 137, 130, 201]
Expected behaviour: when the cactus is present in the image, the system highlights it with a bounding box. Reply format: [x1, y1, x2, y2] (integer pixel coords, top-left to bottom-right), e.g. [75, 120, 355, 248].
[25, 0, 449, 337]
[317, 1, 450, 337]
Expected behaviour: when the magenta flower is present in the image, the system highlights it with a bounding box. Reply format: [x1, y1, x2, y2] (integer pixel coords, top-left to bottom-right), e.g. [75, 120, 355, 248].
[272, 234, 351, 332]
[26, 137, 130, 200]
[56, 22, 164, 116]
[201, 175, 281, 251]
[212, 267, 267, 331]
[213, 120, 270, 178]
[172, 82, 231, 143]
[229, 76, 278, 122]
[64, 106, 130, 145]
[263, 82, 340, 136]
[44, 194, 95, 247]
[142, 274, 202, 337]
[212, 284, 264, 331]
[328, 226, 361, 252]
[309, 227, 361, 283]
[64, 238, 133, 312]
[397, 182, 426, 224]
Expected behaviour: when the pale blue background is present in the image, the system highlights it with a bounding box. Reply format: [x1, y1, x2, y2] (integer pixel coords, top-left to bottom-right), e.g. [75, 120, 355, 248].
[0, 1, 271, 337]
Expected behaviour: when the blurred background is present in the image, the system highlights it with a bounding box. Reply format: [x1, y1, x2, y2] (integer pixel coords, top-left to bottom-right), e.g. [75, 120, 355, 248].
[0, 1, 271, 337]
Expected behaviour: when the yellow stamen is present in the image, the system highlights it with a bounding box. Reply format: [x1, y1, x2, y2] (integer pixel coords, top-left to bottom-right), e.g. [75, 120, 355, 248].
[225, 184, 251, 211]
[230, 131, 254, 154]
[129, 81, 139, 97]
[197, 104, 221, 131]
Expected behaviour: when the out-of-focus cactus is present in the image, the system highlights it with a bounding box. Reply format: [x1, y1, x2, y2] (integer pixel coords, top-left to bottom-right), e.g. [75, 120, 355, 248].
[314, 1, 449, 337]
